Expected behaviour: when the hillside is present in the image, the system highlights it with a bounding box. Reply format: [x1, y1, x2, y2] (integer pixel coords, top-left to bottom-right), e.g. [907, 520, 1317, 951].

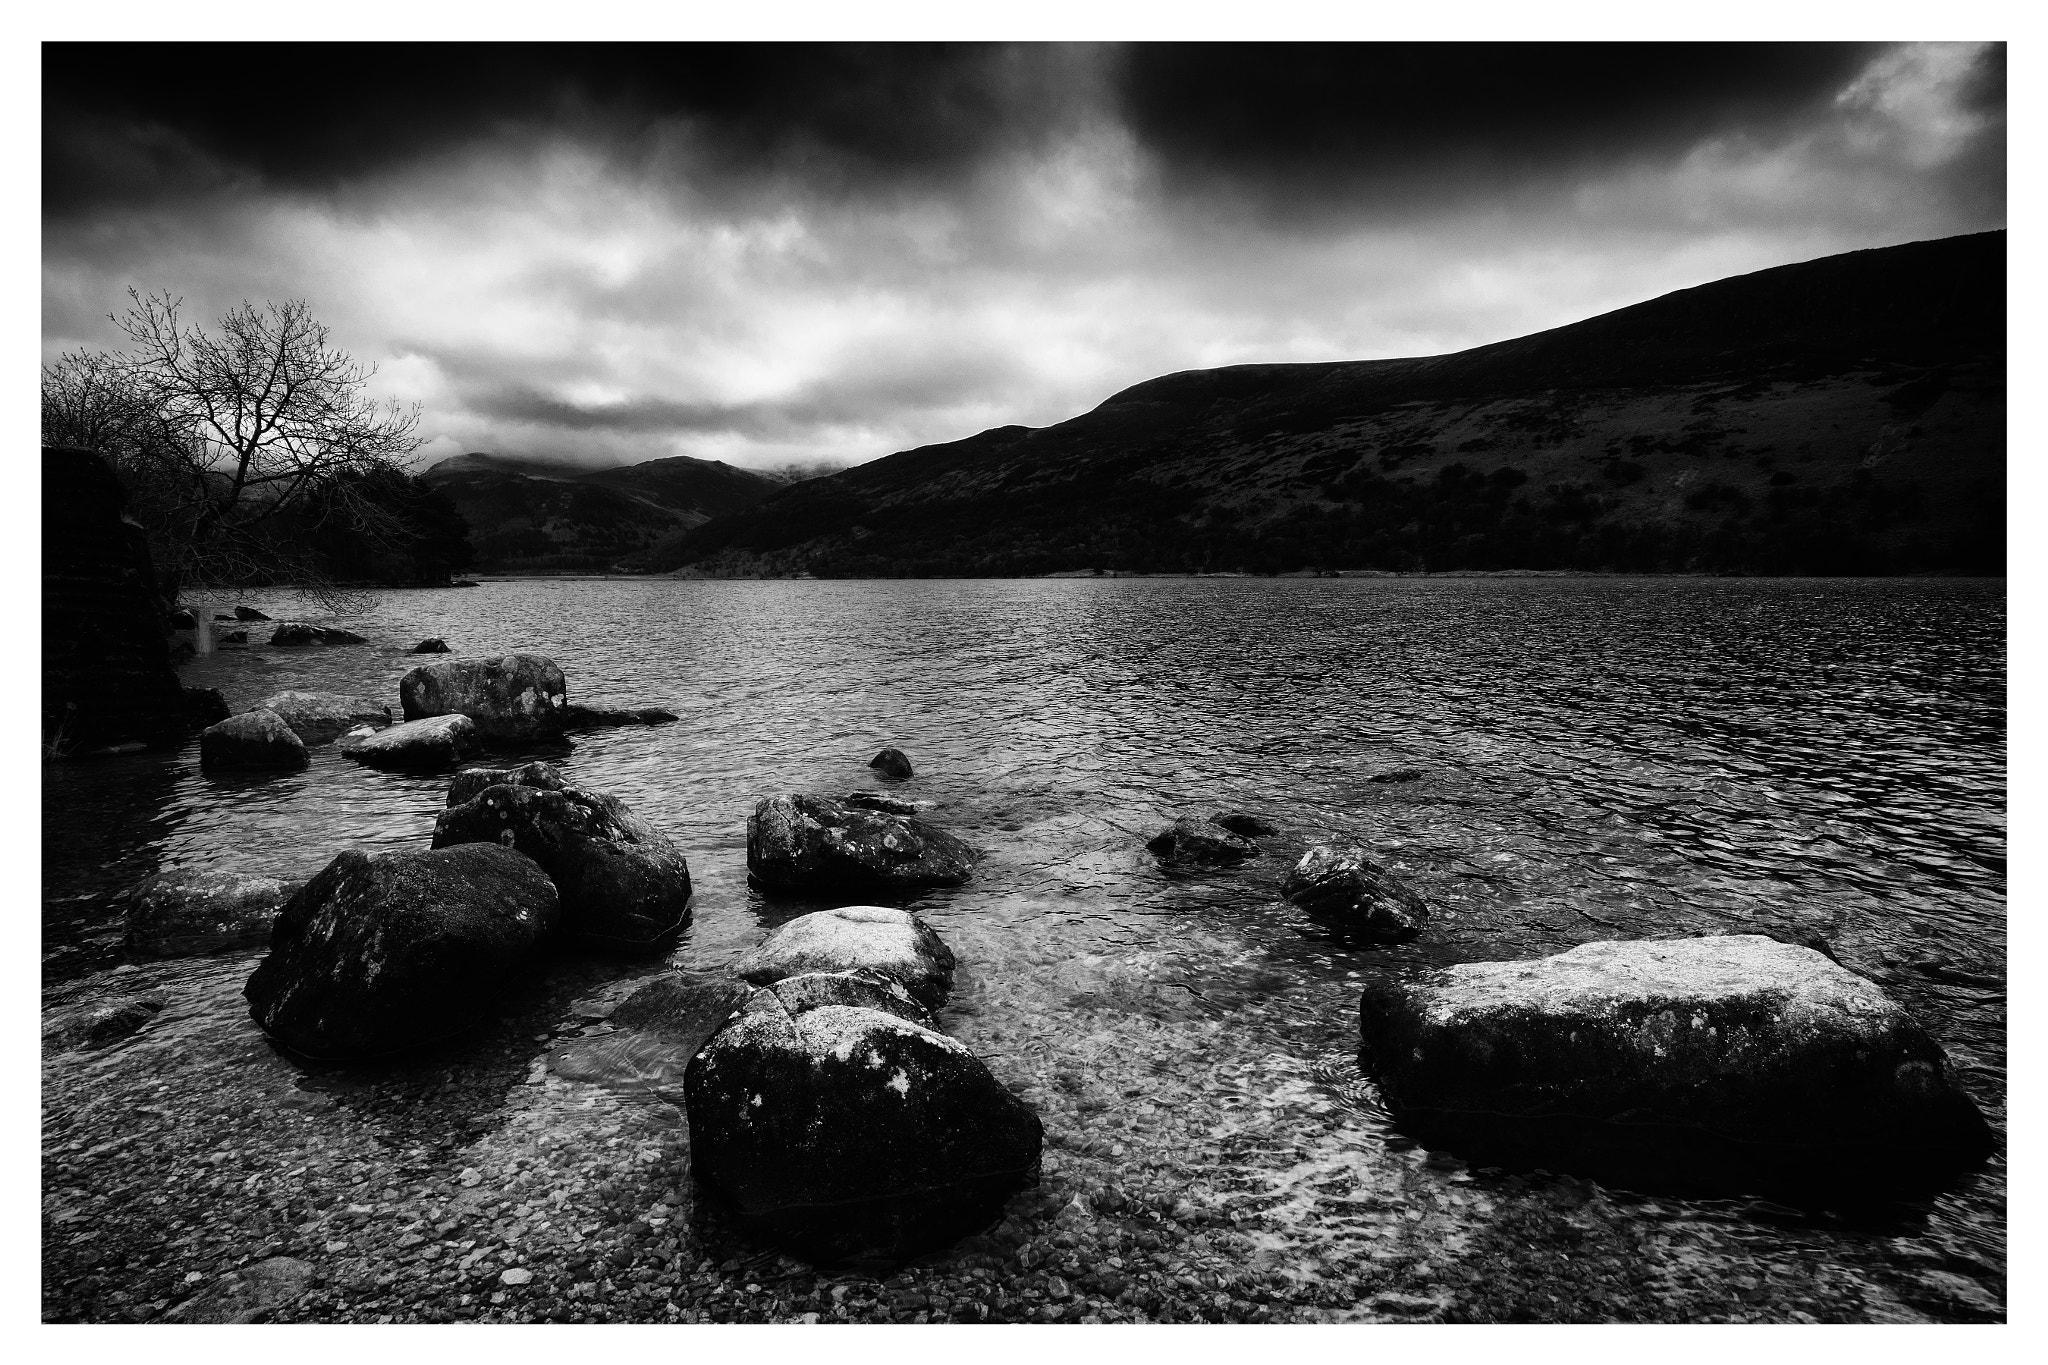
[421, 452, 779, 573]
[648, 231, 2005, 578]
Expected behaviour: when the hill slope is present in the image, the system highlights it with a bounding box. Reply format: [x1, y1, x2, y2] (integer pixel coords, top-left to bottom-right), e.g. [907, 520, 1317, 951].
[650, 231, 2005, 577]
[422, 453, 780, 573]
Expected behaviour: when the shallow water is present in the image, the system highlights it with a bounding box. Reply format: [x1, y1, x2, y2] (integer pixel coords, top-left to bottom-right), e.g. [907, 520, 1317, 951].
[42, 577, 2006, 1321]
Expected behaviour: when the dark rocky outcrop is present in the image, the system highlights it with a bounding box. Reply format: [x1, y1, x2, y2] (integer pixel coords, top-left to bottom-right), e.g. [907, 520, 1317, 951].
[123, 868, 299, 959]
[183, 687, 232, 728]
[433, 775, 693, 950]
[41, 447, 191, 755]
[1281, 845, 1429, 943]
[685, 989, 1042, 1262]
[734, 905, 956, 1012]
[1146, 817, 1257, 866]
[1357, 935, 1993, 1155]
[43, 992, 169, 1052]
[245, 690, 392, 745]
[269, 623, 369, 646]
[338, 715, 479, 771]
[843, 791, 922, 816]
[199, 710, 311, 772]
[868, 748, 915, 779]
[747, 795, 976, 895]
[448, 760, 570, 807]
[233, 605, 271, 621]
[244, 844, 560, 1061]
[400, 654, 568, 738]
[561, 703, 681, 729]
[1212, 812, 1279, 838]
[412, 637, 451, 654]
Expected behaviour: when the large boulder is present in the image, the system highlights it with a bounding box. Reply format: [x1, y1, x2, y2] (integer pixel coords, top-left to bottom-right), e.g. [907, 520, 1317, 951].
[433, 776, 693, 950]
[734, 905, 955, 1012]
[1281, 844, 1430, 943]
[1146, 817, 1256, 866]
[338, 714, 479, 771]
[245, 690, 392, 745]
[399, 653, 568, 738]
[243, 844, 559, 1061]
[1358, 935, 1993, 1155]
[685, 991, 1043, 1262]
[123, 867, 299, 959]
[199, 710, 310, 772]
[747, 794, 975, 894]
[448, 760, 570, 807]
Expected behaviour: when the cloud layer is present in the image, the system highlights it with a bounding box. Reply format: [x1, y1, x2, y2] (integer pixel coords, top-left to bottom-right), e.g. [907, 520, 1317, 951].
[42, 42, 2006, 473]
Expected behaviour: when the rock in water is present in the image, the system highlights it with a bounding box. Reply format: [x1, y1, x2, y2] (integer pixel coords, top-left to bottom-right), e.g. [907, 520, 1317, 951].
[123, 868, 299, 959]
[183, 686, 231, 728]
[233, 605, 271, 621]
[843, 790, 923, 815]
[44, 992, 169, 1052]
[1146, 817, 1257, 866]
[199, 710, 310, 772]
[338, 714, 478, 771]
[747, 794, 975, 894]
[868, 747, 914, 779]
[268, 623, 367, 646]
[433, 778, 693, 950]
[412, 637, 450, 653]
[1358, 935, 1993, 1154]
[685, 992, 1042, 1263]
[760, 968, 936, 1028]
[245, 690, 392, 745]
[733, 905, 955, 1011]
[1281, 845, 1429, 943]
[244, 845, 559, 1061]
[1211, 812, 1279, 838]
[400, 654, 568, 738]
[561, 702, 681, 729]
[159, 1256, 312, 1323]
[448, 760, 570, 807]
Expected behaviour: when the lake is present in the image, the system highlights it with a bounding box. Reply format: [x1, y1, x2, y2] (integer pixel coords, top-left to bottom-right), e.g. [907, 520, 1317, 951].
[42, 576, 2006, 1322]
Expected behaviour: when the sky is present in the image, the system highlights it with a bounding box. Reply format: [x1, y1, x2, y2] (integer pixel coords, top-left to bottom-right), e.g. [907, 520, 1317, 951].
[41, 41, 2007, 475]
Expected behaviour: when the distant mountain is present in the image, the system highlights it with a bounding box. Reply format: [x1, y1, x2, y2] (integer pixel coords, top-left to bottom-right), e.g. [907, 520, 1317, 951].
[652, 231, 2005, 578]
[420, 452, 780, 573]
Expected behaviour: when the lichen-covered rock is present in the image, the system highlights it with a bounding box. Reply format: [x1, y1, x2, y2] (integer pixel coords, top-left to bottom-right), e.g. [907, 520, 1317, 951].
[759, 968, 936, 1028]
[199, 709, 310, 772]
[123, 867, 299, 959]
[338, 714, 478, 771]
[399, 653, 567, 738]
[868, 747, 915, 779]
[1211, 811, 1279, 839]
[433, 776, 692, 950]
[734, 905, 955, 1011]
[685, 992, 1042, 1262]
[1146, 817, 1256, 866]
[1281, 844, 1429, 943]
[245, 690, 392, 745]
[448, 760, 570, 807]
[243, 845, 559, 1061]
[1358, 935, 1993, 1154]
[561, 702, 680, 729]
[268, 622, 367, 646]
[43, 992, 169, 1052]
[411, 637, 450, 654]
[747, 794, 975, 894]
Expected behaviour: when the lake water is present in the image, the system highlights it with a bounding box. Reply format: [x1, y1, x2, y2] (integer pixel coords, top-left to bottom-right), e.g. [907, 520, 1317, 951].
[42, 576, 2006, 1322]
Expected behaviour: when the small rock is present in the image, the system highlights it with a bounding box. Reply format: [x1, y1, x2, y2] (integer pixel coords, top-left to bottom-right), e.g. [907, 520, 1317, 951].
[412, 637, 451, 654]
[123, 867, 298, 959]
[1281, 844, 1428, 942]
[1210, 812, 1278, 839]
[500, 1268, 533, 1286]
[1146, 818, 1256, 866]
[43, 992, 168, 1051]
[734, 905, 957, 1011]
[843, 791, 921, 815]
[338, 714, 480, 772]
[218, 629, 248, 645]
[460, 1168, 482, 1188]
[1368, 769, 1425, 784]
[244, 690, 392, 746]
[269, 622, 367, 646]
[199, 709, 310, 772]
[233, 605, 271, 621]
[868, 747, 914, 780]
[747, 794, 975, 894]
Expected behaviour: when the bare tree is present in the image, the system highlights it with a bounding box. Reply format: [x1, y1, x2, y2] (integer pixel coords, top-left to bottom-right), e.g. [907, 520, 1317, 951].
[44, 290, 429, 608]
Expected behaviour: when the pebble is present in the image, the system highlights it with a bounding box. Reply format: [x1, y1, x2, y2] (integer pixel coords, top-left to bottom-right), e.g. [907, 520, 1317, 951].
[501, 1269, 533, 1286]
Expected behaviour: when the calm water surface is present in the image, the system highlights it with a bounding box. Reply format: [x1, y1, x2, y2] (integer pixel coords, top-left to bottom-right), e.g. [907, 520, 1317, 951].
[43, 577, 2006, 1321]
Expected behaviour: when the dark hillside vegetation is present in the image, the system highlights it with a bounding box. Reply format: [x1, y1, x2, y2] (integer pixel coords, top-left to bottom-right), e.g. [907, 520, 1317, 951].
[649, 231, 2004, 578]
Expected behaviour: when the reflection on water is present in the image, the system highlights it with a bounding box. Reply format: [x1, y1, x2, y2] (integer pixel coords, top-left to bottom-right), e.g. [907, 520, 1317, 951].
[42, 576, 2005, 1320]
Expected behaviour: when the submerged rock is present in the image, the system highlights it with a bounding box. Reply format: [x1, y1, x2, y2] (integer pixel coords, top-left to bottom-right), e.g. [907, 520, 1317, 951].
[1369, 769, 1425, 784]
[233, 605, 271, 622]
[268, 623, 368, 646]
[685, 991, 1042, 1262]
[1281, 845, 1429, 943]
[245, 690, 392, 746]
[748, 794, 975, 895]
[549, 973, 754, 1086]
[868, 747, 914, 779]
[843, 791, 922, 816]
[199, 710, 310, 772]
[338, 714, 478, 771]
[244, 844, 559, 1061]
[448, 760, 570, 807]
[400, 653, 568, 738]
[217, 629, 248, 645]
[434, 776, 693, 950]
[159, 1255, 312, 1324]
[1211, 812, 1279, 839]
[734, 905, 956, 1012]
[123, 867, 299, 959]
[1146, 817, 1257, 866]
[44, 992, 169, 1052]
[1357, 935, 1993, 1154]
[561, 702, 681, 729]
[411, 637, 450, 654]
